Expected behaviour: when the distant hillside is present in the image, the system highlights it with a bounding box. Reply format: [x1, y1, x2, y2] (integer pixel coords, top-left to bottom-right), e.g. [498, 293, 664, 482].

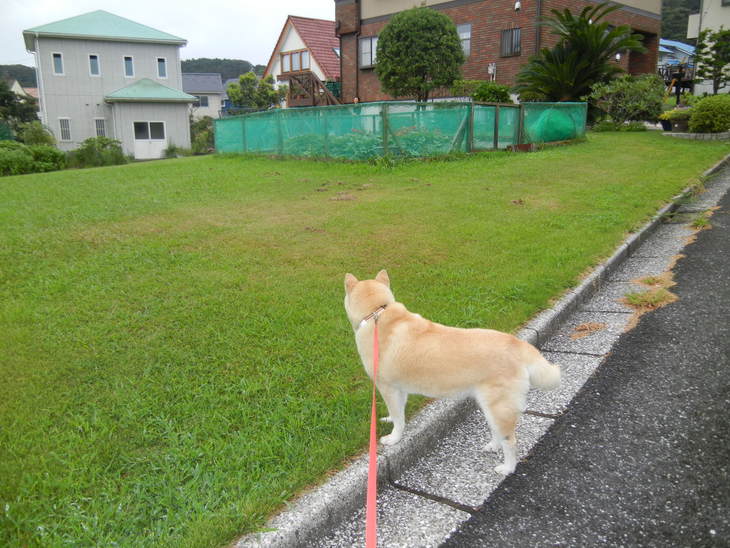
[0, 65, 36, 87]
[181, 58, 266, 81]
[662, 0, 700, 44]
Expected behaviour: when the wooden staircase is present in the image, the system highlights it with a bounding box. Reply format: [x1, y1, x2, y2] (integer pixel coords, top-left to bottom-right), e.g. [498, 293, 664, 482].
[286, 71, 341, 107]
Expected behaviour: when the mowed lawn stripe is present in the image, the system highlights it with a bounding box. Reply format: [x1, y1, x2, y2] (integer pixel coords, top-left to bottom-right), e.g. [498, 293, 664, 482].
[0, 132, 727, 547]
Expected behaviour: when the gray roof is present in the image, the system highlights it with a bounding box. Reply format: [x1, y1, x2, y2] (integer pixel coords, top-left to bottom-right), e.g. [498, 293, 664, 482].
[182, 73, 224, 94]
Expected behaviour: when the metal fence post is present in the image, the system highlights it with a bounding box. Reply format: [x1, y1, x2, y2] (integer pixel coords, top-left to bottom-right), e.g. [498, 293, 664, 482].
[382, 103, 389, 156]
[322, 109, 329, 158]
[518, 103, 525, 145]
[242, 118, 248, 152]
[467, 103, 474, 153]
[494, 105, 500, 150]
[276, 111, 283, 155]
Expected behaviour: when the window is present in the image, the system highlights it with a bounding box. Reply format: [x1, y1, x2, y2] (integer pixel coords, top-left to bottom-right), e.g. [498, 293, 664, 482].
[193, 95, 209, 107]
[157, 57, 167, 78]
[280, 50, 310, 73]
[134, 121, 165, 140]
[501, 28, 521, 57]
[52, 53, 64, 75]
[59, 118, 71, 141]
[89, 54, 100, 76]
[359, 36, 378, 68]
[124, 56, 134, 77]
[457, 24, 472, 57]
[95, 119, 106, 137]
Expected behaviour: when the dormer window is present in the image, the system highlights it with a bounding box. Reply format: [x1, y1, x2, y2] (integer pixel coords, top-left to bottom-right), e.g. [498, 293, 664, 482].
[280, 50, 310, 73]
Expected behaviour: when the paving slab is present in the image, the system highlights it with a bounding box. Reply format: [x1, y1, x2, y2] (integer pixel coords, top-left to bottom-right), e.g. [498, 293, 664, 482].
[631, 223, 696, 258]
[541, 311, 632, 355]
[527, 351, 604, 415]
[608, 255, 679, 282]
[313, 485, 469, 548]
[579, 281, 640, 313]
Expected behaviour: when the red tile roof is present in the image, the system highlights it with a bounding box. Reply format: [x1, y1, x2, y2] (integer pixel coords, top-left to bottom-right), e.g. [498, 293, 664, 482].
[265, 16, 340, 81]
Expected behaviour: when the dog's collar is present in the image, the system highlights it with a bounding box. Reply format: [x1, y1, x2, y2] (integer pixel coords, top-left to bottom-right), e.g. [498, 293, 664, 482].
[357, 305, 388, 331]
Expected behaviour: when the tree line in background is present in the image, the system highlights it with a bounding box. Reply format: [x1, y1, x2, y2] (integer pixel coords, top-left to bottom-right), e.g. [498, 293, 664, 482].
[180, 58, 265, 81]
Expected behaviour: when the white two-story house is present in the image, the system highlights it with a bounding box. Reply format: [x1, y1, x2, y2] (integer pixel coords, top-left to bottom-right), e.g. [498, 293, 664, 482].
[23, 10, 195, 159]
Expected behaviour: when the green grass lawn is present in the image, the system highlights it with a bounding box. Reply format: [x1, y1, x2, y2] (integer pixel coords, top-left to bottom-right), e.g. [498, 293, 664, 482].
[1, 132, 728, 547]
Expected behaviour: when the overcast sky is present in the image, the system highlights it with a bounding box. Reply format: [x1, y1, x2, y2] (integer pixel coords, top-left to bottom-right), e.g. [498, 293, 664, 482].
[2, 0, 335, 67]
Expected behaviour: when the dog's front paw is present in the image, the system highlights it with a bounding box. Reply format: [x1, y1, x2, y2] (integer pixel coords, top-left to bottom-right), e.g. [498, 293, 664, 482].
[379, 433, 402, 446]
[485, 439, 500, 453]
[494, 463, 515, 475]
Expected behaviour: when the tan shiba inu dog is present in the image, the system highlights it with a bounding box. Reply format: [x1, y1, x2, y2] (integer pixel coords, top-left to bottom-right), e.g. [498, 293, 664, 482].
[344, 270, 561, 475]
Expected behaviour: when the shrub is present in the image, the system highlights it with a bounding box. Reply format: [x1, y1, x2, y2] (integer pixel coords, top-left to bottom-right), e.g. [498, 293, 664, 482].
[472, 81, 513, 103]
[0, 144, 34, 176]
[164, 144, 192, 158]
[29, 145, 66, 171]
[18, 121, 56, 146]
[451, 80, 513, 103]
[659, 108, 692, 121]
[688, 95, 730, 133]
[67, 137, 127, 168]
[588, 74, 664, 124]
[191, 116, 214, 154]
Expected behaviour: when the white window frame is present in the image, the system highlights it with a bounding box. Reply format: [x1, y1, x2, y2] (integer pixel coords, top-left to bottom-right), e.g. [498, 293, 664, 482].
[157, 57, 167, 79]
[52, 52, 64, 75]
[89, 53, 101, 77]
[193, 95, 209, 108]
[133, 121, 166, 141]
[123, 55, 135, 78]
[59, 118, 71, 141]
[457, 23, 472, 58]
[359, 36, 378, 68]
[94, 118, 106, 137]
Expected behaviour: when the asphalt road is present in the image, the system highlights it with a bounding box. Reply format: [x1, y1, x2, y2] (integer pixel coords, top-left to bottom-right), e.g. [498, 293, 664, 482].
[442, 189, 730, 547]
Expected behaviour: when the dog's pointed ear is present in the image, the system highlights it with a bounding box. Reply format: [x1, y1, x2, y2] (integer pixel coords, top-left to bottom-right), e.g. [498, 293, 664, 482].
[344, 273, 358, 294]
[375, 269, 390, 287]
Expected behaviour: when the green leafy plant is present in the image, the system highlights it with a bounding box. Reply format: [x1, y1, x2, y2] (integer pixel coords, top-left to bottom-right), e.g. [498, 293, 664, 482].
[514, 3, 646, 101]
[29, 144, 66, 171]
[451, 80, 513, 103]
[659, 108, 692, 121]
[694, 27, 730, 95]
[0, 140, 34, 175]
[375, 7, 465, 102]
[67, 137, 127, 168]
[588, 74, 664, 123]
[18, 121, 56, 146]
[227, 72, 286, 109]
[688, 94, 730, 133]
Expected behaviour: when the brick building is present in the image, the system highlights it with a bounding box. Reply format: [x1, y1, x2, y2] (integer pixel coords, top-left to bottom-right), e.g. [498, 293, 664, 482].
[334, 0, 660, 103]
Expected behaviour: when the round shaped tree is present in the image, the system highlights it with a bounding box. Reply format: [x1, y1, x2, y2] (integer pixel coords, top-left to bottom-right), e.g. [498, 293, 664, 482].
[375, 7, 465, 103]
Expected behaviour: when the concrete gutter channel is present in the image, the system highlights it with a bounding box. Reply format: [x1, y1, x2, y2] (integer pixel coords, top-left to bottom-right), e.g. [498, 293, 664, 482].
[237, 155, 730, 548]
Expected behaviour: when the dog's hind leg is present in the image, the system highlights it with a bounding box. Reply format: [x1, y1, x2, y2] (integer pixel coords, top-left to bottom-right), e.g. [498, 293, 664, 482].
[474, 386, 522, 475]
[377, 384, 407, 446]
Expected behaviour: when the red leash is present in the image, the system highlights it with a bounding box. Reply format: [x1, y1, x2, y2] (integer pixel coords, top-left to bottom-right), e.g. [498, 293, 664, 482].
[365, 319, 379, 547]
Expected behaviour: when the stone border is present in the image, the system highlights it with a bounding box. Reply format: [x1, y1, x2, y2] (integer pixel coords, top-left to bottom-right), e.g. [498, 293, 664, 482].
[234, 153, 730, 548]
[663, 130, 730, 141]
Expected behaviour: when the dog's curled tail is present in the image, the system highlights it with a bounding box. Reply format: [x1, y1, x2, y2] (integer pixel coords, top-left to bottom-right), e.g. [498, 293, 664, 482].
[527, 358, 561, 391]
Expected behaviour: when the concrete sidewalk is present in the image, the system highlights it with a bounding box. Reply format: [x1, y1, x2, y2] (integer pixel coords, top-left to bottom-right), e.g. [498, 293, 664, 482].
[443, 165, 730, 547]
[237, 157, 730, 548]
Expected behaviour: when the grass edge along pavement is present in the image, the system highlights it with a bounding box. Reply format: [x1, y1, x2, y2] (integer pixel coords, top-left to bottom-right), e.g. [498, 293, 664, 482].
[233, 152, 730, 548]
[0, 133, 728, 548]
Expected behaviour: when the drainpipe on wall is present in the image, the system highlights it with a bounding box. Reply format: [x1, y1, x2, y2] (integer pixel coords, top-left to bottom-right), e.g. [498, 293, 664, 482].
[32, 33, 46, 126]
[534, 0, 542, 54]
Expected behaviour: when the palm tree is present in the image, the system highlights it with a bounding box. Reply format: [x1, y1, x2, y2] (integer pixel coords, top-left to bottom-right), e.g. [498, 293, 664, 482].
[514, 3, 646, 101]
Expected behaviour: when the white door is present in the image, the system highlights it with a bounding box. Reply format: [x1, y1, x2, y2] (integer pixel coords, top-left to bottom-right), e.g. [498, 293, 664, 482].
[133, 121, 167, 159]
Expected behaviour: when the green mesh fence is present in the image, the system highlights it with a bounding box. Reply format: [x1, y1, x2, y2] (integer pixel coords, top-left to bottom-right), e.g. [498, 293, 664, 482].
[214, 101, 586, 159]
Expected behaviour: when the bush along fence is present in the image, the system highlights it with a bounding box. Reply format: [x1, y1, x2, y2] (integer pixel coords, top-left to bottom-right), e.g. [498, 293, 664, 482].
[214, 101, 587, 160]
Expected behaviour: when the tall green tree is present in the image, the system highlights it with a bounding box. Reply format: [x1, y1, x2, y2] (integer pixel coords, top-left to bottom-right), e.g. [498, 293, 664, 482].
[514, 3, 646, 101]
[227, 73, 286, 109]
[694, 27, 730, 95]
[0, 79, 38, 133]
[375, 6, 465, 102]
